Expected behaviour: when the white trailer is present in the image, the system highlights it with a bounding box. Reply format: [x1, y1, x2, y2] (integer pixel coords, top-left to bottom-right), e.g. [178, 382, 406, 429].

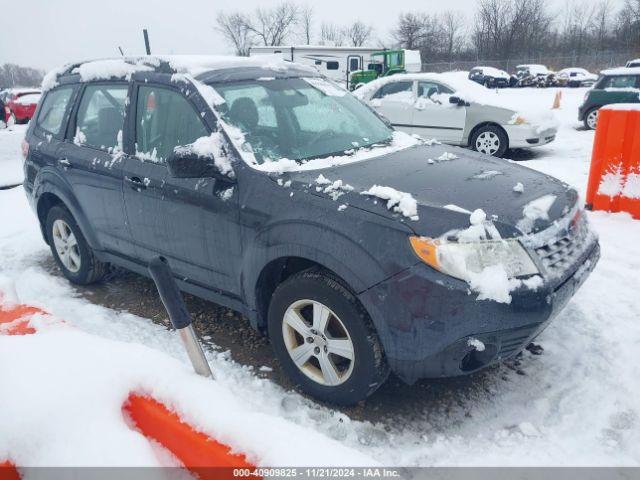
[248, 45, 421, 88]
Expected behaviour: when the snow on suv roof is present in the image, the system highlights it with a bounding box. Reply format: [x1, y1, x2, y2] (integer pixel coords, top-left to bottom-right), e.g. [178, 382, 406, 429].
[601, 66, 640, 76]
[42, 55, 317, 91]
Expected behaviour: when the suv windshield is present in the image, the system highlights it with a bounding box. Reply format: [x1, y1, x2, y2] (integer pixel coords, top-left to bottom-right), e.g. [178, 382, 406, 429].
[212, 77, 393, 165]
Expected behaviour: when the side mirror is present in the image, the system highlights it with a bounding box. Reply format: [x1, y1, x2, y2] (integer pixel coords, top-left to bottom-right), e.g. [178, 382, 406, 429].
[166, 149, 234, 182]
[449, 96, 467, 107]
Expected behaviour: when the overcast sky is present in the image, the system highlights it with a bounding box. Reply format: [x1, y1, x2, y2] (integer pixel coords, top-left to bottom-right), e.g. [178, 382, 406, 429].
[1, 0, 623, 71]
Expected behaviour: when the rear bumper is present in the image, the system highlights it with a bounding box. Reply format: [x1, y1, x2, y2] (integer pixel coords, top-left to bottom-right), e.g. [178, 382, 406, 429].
[358, 241, 600, 384]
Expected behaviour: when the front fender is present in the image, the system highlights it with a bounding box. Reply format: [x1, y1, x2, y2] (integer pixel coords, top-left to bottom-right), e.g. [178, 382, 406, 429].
[34, 167, 102, 251]
[242, 219, 387, 306]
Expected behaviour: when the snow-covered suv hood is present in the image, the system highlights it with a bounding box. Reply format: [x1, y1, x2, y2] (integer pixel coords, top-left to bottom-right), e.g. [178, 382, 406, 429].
[285, 144, 578, 239]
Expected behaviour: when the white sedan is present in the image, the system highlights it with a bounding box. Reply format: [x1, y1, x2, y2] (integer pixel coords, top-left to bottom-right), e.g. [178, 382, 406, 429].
[557, 68, 598, 88]
[353, 72, 558, 157]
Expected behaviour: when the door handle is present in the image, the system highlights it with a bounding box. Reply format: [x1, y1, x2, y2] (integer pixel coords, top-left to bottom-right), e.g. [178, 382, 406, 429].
[58, 158, 71, 169]
[125, 176, 147, 190]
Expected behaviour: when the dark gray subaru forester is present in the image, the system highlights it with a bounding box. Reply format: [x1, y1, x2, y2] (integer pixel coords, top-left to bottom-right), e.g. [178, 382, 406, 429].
[23, 56, 599, 405]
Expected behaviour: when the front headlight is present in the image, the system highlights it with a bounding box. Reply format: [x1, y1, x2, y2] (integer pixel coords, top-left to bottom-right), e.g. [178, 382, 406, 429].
[512, 115, 528, 125]
[409, 236, 539, 281]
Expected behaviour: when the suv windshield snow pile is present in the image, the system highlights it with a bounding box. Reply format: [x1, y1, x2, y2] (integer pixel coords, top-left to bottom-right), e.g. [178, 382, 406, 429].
[212, 78, 393, 164]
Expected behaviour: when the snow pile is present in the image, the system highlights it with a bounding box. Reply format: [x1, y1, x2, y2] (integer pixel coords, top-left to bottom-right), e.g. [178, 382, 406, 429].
[314, 175, 354, 201]
[467, 338, 486, 351]
[602, 103, 640, 111]
[361, 185, 419, 221]
[174, 132, 234, 177]
[0, 322, 376, 467]
[598, 165, 624, 198]
[513, 182, 524, 193]
[516, 194, 557, 234]
[621, 172, 640, 199]
[303, 77, 347, 97]
[468, 264, 521, 304]
[454, 208, 501, 242]
[472, 170, 503, 180]
[41, 65, 68, 91]
[0, 125, 27, 187]
[253, 131, 419, 173]
[76, 59, 154, 82]
[598, 165, 640, 199]
[437, 152, 458, 161]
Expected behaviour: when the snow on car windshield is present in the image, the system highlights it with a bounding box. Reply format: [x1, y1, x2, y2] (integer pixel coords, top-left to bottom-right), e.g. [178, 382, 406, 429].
[211, 77, 399, 167]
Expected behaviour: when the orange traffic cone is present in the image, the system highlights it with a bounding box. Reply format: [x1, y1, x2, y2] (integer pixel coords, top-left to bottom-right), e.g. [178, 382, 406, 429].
[552, 90, 562, 109]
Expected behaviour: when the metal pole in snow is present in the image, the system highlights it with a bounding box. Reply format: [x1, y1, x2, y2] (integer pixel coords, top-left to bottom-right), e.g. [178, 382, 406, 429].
[148, 257, 213, 378]
[143, 29, 151, 55]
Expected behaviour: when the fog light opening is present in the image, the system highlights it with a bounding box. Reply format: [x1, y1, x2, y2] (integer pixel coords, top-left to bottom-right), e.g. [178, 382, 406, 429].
[460, 344, 498, 372]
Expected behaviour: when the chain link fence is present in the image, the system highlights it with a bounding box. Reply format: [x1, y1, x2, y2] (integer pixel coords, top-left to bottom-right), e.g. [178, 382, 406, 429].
[421, 51, 639, 74]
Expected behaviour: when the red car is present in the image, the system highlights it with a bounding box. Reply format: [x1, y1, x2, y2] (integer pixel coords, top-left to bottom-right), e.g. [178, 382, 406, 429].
[4, 89, 42, 124]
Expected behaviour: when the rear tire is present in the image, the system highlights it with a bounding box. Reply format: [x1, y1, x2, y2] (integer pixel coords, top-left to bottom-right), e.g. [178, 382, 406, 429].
[268, 268, 389, 405]
[584, 107, 599, 130]
[471, 124, 508, 157]
[45, 205, 108, 285]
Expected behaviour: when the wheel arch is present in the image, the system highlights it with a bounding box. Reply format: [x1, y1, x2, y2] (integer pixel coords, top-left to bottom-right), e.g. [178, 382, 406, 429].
[242, 221, 391, 333]
[34, 171, 102, 250]
[468, 121, 509, 151]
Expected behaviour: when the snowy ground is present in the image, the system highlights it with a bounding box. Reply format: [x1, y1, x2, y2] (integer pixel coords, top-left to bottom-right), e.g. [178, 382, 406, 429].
[1, 87, 639, 467]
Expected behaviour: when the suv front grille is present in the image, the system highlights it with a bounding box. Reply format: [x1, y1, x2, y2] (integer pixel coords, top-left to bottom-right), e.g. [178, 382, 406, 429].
[534, 215, 593, 278]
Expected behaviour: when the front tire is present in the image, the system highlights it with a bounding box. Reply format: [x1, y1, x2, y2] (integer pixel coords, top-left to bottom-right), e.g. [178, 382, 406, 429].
[471, 125, 508, 157]
[268, 269, 389, 405]
[45, 205, 107, 285]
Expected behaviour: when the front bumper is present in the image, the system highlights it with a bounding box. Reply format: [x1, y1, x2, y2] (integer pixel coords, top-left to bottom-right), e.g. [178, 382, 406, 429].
[505, 124, 557, 149]
[358, 239, 600, 384]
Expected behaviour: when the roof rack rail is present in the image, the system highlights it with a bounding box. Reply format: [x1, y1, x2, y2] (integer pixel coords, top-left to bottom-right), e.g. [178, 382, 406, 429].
[59, 57, 177, 76]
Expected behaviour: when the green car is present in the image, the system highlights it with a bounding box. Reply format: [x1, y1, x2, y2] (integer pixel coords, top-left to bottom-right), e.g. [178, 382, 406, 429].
[579, 67, 640, 130]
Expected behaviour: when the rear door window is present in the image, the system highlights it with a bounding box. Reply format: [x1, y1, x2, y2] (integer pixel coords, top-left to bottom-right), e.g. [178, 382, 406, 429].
[372, 81, 414, 101]
[135, 86, 209, 163]
[36, 87, 74, 136]
[417, 81, 453, 98]
[75, 85, 128, 151]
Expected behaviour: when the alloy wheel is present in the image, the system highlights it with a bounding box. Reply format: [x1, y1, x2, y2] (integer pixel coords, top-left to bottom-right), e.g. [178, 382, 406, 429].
[587, 109, 598, 130]
[52, 219, 81, 273]
[282, 299, 355, 386]
[476, 131, 501, 155]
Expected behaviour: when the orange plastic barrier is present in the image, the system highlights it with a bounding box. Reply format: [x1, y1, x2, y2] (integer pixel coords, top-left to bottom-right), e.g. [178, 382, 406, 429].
[124, 394, 258, 480]
[0, 305, 44, 335]
[0, 462, 20, 480]
[0, 300, 257, 478]
[586, 105, 640, 219]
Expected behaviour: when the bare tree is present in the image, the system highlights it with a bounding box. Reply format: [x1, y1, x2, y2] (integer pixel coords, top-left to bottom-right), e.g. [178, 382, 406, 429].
[243, 2, 299, 46]
[392, 13, 429, 49]
[592, 0, 612, 50]
[0, 64, 44, 88]
[345, 21, 373, 47]
[299, 6, 314, 45]
[216, 12, 254, 56]
[440, 11, 466, 59]
[319, 23, 346, 46]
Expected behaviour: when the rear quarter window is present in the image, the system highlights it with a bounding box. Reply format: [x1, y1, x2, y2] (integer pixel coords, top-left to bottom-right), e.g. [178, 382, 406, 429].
[36, 87, 75, 136]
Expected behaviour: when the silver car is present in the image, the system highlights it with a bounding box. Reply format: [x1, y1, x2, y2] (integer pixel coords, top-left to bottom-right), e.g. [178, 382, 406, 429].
[354, 73, 558, 157]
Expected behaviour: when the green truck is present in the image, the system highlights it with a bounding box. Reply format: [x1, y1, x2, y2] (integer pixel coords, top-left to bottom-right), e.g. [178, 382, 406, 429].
[349, 49, 421, 90]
